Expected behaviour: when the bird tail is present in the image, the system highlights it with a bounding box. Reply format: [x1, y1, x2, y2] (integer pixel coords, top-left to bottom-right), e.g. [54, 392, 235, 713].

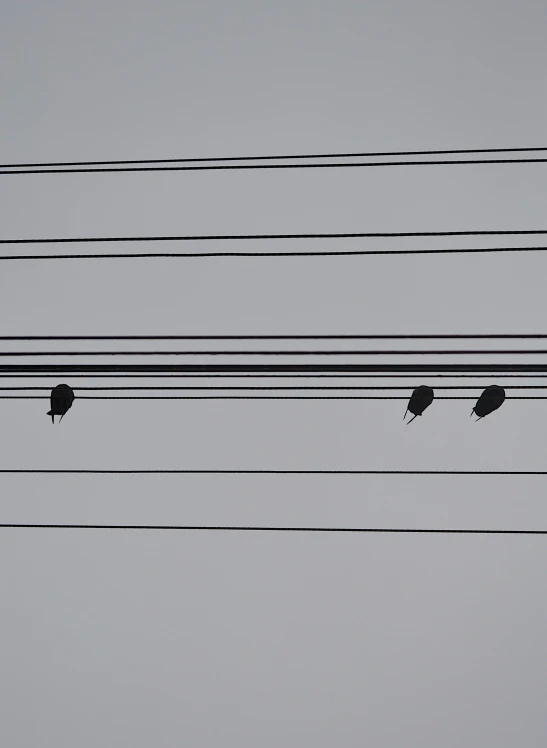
[403, 407, 408, 421]
[47, 410, 54, 424]
[59, 412, 65, 422]
[406, 413, 419, 425]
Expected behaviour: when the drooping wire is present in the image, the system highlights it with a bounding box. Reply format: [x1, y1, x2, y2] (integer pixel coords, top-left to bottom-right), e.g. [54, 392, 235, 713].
[0, 372, 545, 379]
[4, 348, 547, 356]
[2, 229, 547, 245]
[1, 468, 547, 474]
[0, 524, 545, 534]
[4, 384, 547, 391]
[4, 246, 547, 261]
[2, 333, 547, 341]
[3, 394, 547, 400]
[3, 157, 547, 175]
[2, 144, 547, 170]
[3, 363, 547, 373]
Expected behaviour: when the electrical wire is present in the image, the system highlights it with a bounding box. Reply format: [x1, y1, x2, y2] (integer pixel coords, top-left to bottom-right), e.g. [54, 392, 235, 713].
[3, 349, 547, 356]
[5, 385, 547, 390]
[3, 364, 547, 373]
[5, 246, 547, 261]
[1, 469, 547, 474]
[3, 394, 547, 399]
[2, 229, 547, 245]
[3, 145, 547, 170]
[3, 157, 547, 175]
[0, 524, 545, 534]
[0, 373, 546, 379]
[2, 334, 547, 340]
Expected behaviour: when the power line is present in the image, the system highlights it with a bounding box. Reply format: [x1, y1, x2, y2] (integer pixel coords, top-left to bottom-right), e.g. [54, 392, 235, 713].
[3, 349, 547, 357]
[2, 394, 547, 399]
[3, 157, 547, 176]
[3, 364, 547, 373]
[3, 145, 547, 170]
[2, 229, 547, 245]
[3, 334, 547, 341]
[2, 469, 547, 474]
[4, 385, 547, 391]
[0, 524, 545, 534]
[5, 246, 547, 261]
[0, 372, 545, 379]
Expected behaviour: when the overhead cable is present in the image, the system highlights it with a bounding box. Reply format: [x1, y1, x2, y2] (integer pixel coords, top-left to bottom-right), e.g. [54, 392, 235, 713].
[3, 157, 547, 175]
[2, 469, 547, 474]
[3, 348, 547, 357]
[0, 523, 545, 534]
[2, 394, 547, 400]
[4, 363, 547, 374]
[2, 229, 547, 245]
[3, 333, 547, 341]
[5, 246, 547, 261]
[0, 372, 546, 379]
[3, 385, 547, 391]
[2, 145, 547, 170]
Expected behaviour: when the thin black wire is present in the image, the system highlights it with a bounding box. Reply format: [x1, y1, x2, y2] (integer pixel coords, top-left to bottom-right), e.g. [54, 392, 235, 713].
[3, 334, 547, 340]
[3, 145, 547, 170]
[0, 524, 544, 534]
[4, 364, 547, 373]
[6, 385, 547, 391]
[5, 246, 547, 261]
[0, 372, 546, 379]
[4, 349, 547, 357]
[2, 469, 547, 474]
[2, 229, 547, 245]
[4, 394, 547, 399]
[4, 157, 547, 175]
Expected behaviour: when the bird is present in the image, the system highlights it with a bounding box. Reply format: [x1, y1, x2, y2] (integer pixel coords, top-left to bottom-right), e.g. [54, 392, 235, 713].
[471, 385, 505, 421]
[47, 384, 75, 423]
[404, 385, 434, 424]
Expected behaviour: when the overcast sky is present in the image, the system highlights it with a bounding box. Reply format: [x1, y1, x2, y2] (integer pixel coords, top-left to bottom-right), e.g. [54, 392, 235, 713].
[1, 1, 547, 746]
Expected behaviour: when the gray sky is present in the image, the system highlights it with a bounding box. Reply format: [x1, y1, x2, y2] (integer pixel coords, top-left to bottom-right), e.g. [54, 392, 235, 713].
[1, 1, 547, 745]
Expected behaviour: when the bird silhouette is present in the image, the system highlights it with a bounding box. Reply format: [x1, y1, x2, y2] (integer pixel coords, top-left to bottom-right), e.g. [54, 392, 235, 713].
[471, 385, 505, 421]
[404, 385, 434, 424]
[47, 384, 75, 423]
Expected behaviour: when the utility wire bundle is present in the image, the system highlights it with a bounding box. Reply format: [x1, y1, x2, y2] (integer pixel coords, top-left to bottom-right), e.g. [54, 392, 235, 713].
[3, 145, 547, 533]
[1, 333, 546, 422]
[2, 228, 547, 262]
[2, 144, 547, 174]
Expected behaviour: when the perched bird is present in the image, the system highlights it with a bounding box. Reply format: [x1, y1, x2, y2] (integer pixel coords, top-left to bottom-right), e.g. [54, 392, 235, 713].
[47, 384, 75, 423]
[404, 385, 434, 424]
[472, 385, 505, 421]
